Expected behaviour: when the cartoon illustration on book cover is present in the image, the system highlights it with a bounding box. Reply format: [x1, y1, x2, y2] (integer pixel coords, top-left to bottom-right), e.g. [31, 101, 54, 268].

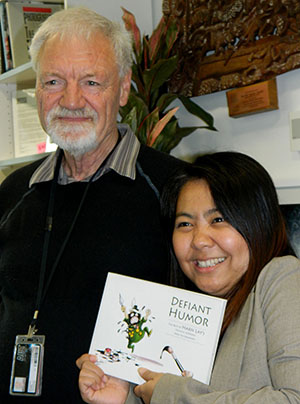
[118, 294, 153, 352]
[93, 292, 192, 377]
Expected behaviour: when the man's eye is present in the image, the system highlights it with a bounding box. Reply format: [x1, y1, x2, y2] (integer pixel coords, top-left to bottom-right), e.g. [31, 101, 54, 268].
[46, 80, 58, 85]
[87, 80, 99, 86]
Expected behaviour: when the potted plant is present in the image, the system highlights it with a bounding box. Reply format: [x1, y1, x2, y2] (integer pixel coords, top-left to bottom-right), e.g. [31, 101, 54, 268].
[120, 8, 217, 154]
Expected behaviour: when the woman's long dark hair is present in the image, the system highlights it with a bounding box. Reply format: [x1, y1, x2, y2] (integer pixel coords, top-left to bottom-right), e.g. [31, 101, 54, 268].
[161, 152, 292, 335]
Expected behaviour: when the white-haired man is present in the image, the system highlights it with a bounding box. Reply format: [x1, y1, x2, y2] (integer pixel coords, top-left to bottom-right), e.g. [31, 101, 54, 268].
[0, 7, 185, 403]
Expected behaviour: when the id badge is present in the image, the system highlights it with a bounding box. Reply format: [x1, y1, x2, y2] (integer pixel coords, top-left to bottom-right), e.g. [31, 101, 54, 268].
[9, 335, 45, 396]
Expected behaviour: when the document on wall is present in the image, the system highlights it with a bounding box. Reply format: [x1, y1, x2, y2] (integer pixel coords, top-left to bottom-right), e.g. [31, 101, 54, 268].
[89, 273, 227, 385]
[12, 88, 50, 158]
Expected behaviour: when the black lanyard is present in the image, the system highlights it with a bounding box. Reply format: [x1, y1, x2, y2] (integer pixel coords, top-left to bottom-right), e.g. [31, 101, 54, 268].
[28, 150, 98, 335]
[28, 137, 121, 336]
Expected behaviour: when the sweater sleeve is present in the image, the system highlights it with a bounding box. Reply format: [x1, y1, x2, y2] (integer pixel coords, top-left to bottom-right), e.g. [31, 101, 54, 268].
[150, 256, 300, 404]
[125, 384, 143, 404]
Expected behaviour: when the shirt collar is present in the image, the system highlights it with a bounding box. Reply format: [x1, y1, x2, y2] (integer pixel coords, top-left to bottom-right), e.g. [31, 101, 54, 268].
[29, 124, 140, 187]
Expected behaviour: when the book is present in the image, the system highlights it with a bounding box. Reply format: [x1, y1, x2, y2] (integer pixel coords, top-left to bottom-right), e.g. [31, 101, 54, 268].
[6, 1, 63, 69]
[11, 88, 56, 157]
[89, 273, 227, 385]
[0, 17, 3, 73]
[0, 2, 13, 72]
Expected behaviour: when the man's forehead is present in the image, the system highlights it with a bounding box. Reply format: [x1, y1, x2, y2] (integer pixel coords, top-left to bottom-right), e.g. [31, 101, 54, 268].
[39, 31, 114, 59]
[38, 33, 117, 73]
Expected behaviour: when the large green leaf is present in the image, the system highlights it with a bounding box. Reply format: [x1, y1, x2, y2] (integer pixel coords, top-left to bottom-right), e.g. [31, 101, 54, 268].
[121, 8, 142, 61]
[142, 55, 178, 96]
[135, 120, 147, 144]
[151, 119, 178, 152]
[121, 107, 138, 133]
[148, 107, 179, 146]
[153, 122, 215, 153]
[137, 107, 160, 144]
[156, 93, 179, 112]
[148, 17, 166, 63]
[179, 95, 217, 130]
[164, 17, 179, 58]
[131, 64, 145, 96]
[162, 125, 200, 153]
[142, 36, 150, 70]
[120, 93, 148, 121]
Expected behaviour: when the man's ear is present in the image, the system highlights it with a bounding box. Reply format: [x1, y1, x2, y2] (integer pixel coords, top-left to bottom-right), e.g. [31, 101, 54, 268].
[119, 69, 132, 107]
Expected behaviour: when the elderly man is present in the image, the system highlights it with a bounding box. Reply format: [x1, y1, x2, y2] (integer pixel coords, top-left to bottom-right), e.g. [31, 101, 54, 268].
[0, 7, 185, 403]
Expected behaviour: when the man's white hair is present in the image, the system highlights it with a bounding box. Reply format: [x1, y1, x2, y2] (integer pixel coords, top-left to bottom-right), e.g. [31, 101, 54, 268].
[29, 7, 133, 78]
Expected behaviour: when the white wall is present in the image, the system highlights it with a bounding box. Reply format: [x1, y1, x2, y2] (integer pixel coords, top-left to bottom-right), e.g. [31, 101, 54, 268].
[150, 0, 300, 204]
[65, 0, 154, 34]
[170, 68, 300, 204]
[45, 0, 300, 203]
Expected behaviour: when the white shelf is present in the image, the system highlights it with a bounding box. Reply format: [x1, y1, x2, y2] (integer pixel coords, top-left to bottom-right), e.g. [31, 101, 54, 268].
[0, 62, 35, 85]
[0, 152, 50, 169]
[0, 0, 65, 177]
[0, 62, 38, 164]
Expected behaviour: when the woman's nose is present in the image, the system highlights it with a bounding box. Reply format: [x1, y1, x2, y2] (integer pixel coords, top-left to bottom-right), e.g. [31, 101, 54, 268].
[191, 227, 214, 249]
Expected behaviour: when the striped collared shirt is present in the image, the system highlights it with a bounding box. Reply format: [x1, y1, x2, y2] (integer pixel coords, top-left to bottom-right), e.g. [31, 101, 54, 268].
[29, 124, 141, 187]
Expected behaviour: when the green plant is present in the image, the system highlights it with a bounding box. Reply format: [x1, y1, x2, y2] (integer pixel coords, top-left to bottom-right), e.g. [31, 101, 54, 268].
[119, 7, 217, 154]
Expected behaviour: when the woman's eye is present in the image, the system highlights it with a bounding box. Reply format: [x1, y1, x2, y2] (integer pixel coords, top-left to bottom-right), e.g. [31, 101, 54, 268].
[175, 221, 191, 228]
[212, 217, 224, 224]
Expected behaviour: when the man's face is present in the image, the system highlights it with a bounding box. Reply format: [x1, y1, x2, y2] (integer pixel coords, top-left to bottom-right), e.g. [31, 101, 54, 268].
[36, 32, 131, 157]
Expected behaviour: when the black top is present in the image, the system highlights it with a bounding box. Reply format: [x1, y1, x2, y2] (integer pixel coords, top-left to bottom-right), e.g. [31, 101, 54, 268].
[0, 144, 186, 403]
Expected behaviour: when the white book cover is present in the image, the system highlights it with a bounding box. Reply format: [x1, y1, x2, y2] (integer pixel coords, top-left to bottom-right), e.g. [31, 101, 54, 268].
[89, 273, 227, 385]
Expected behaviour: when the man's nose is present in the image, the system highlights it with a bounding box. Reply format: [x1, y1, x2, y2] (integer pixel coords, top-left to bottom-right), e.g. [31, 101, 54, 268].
[59, 83, 85, 110]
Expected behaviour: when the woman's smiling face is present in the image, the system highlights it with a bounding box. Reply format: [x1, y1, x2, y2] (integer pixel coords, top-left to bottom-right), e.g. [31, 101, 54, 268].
[172, 179, 250, 298]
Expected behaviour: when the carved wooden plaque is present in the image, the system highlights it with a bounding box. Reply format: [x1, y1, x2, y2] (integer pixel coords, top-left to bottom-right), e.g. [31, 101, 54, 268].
[162, 0, 300, 96]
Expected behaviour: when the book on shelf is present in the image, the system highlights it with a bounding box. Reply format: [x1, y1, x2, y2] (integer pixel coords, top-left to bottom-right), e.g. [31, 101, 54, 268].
[0, 14, 3, 73]
[12, 88, 56, 158]
[5, 1, 63, 69]
[89, 273, 227, 385]
[0, 2, 13, 72]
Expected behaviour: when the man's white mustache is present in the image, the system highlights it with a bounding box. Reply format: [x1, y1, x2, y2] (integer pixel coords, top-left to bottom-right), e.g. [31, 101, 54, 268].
[47, 106, 98, 122]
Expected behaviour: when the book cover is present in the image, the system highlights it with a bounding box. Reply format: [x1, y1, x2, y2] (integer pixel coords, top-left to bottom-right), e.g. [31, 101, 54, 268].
[6, 1, 63, 68]
[0, 2, 13, 72]
[89, 273, 227, 385]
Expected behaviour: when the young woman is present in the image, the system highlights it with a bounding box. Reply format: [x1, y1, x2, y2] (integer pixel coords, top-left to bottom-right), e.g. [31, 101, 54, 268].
[77, 152, 300, 404]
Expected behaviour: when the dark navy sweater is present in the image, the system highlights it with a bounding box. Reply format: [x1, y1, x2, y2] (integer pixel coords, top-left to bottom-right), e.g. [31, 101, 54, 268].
[0, 145, 185, 403]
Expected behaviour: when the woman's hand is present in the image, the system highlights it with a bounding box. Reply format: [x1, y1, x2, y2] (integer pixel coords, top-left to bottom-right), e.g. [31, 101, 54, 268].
[134, 368, 164, 404]
[76, 354, 129, 404]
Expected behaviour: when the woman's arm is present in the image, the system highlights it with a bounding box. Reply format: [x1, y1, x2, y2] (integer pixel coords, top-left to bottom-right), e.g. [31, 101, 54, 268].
[136, 257, 300, 404]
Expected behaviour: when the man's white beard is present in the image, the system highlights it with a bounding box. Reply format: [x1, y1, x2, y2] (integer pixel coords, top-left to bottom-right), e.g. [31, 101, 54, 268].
[45, 106, 99, 157]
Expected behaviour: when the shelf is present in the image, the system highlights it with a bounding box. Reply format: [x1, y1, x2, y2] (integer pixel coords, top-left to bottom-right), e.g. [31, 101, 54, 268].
[0, 152, 50, 169]
[0, 62, 35, 85]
